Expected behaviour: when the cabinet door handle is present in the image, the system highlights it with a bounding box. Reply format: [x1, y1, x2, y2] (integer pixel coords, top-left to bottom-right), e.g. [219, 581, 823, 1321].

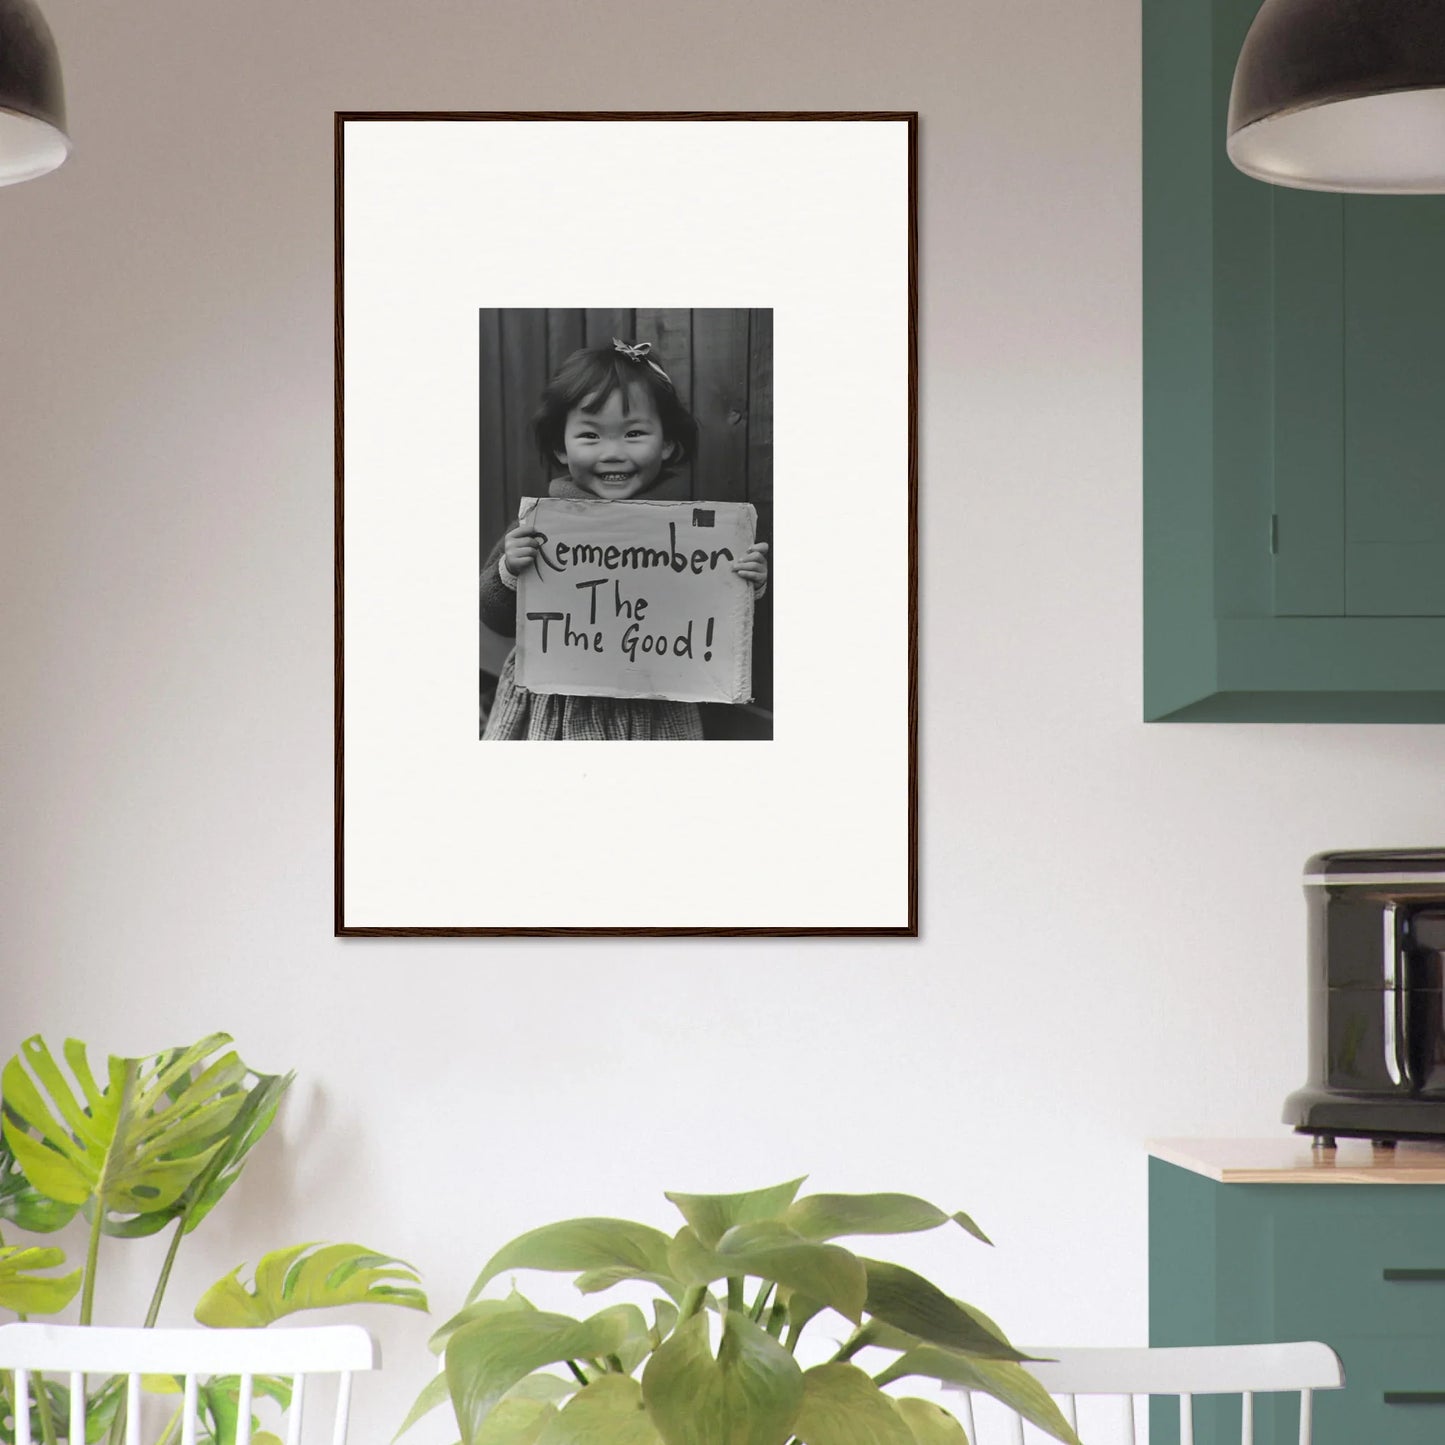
[1382, 1269, 1445, 1282]
[1385, 1394, 1445, 1406]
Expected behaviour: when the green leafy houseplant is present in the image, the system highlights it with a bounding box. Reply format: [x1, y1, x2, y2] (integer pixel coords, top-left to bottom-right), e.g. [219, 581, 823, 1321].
[0, 1033, 428, 1445]
[400, 1178, 1081, 1445]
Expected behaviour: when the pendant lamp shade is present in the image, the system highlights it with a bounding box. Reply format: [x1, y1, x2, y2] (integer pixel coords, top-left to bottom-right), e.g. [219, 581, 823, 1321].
[1228, 0, 1445, 193]
[0, 0, 66, 185]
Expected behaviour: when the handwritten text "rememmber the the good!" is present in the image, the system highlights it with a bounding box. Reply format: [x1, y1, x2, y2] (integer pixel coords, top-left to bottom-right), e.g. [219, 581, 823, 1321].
[514, 498, 757, 705]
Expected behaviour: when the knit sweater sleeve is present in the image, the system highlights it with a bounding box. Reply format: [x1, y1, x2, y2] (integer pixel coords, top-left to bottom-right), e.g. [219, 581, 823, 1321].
[479, 533, 518, 637]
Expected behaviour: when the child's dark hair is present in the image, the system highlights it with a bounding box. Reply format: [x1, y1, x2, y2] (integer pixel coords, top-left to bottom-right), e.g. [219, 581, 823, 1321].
[531, 343, 699, 488]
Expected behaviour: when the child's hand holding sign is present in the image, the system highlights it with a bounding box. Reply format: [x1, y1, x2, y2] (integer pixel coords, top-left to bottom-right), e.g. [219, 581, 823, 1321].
[502, 524, 546, 579]
[732, 541, 769, 594]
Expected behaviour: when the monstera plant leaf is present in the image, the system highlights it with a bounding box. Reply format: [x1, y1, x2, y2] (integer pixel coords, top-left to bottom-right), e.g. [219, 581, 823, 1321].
[198, 1375, 290, 1445]
[144, 1373, 291, 1445]
[0, 1376, 121, 1445]
[0, 1241, 82, 1315]
[0, 1136, 78, 1234]
[194, 1242, 427, 1328]
[0, 1034, 247, 1226]
[104, 1067, 295, 1240]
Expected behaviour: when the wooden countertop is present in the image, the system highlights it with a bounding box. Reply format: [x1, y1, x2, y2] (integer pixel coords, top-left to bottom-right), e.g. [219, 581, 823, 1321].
[1149, 1137, 1445, 1184]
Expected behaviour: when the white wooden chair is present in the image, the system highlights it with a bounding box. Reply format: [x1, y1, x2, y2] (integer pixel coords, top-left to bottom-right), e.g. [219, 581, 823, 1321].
[0, 1323, 378, 1445]
[945, 1342, 1345, 1445]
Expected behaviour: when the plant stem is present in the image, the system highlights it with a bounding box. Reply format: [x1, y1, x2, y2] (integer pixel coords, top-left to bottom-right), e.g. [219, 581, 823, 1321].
[103, 1377, 130, 1445]
[679, 1285, 707, 1320]
[828, 1329, 867, 1363]
[78, 1204, 105, 1327]
[726, 1277, 744, 1313]
[1, 1320, 20, 1443]
[765, 1300, 788, 1341]
[154, 1404, 183, 1445]
[749, 1281, 775, 1322]
[565, 1361, 590, 1387]
[34, 1373, 58, 1445]
[144, 1218, 187, 1327]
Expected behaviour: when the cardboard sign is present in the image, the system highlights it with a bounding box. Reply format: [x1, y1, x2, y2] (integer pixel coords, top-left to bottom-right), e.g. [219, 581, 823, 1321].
[515, 497, 757, 704]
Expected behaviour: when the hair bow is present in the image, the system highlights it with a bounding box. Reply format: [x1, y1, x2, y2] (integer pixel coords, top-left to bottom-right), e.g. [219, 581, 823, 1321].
[612, 337, 673, 384]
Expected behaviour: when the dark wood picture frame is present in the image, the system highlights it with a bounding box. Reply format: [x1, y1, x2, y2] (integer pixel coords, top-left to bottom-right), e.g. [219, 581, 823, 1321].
[335, 111, 918, 937]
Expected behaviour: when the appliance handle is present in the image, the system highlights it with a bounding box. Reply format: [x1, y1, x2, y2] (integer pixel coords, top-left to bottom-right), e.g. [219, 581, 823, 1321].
[1384, 902, 1403, 1086]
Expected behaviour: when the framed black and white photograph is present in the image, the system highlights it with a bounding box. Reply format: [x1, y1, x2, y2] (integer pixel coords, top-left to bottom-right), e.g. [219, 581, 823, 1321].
[336, 113, 915, 935]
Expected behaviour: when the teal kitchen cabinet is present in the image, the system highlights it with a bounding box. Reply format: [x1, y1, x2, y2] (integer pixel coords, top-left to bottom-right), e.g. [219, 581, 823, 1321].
[1144, 0, 1445, 721]
[1150, 1141, 1445, 1444]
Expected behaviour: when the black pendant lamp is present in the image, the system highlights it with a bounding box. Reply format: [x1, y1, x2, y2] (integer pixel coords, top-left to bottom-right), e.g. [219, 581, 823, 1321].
[1228, 0, 1445, 193]
[0, 0, 67, 185]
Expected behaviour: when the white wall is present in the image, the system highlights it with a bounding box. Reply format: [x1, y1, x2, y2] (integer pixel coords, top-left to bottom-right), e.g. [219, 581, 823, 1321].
[4, 0, 1444, 1439]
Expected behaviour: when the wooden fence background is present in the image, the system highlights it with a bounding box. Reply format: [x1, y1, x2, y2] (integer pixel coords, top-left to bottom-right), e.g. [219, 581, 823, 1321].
[479, 307, 774, 727]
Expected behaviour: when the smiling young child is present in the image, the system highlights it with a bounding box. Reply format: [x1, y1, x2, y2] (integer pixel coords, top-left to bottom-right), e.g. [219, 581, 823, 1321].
[481, 339, 769, 740]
